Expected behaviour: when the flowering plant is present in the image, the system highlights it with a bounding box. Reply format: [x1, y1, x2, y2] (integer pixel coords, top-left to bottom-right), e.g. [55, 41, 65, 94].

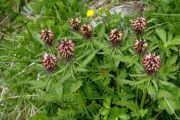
[0, 0, 180, 120]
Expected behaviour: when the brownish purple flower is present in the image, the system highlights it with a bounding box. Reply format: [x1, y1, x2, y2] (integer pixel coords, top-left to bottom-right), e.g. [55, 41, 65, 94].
[109, 29, 123, 47]
[69, 18, 81, 31]
[134, 39, 148, 54]
[40, 29, 54, 45]
[143, 53, 161, 75]
[131, 17, 147, 34]
[58, 39, 75, 61]
[80, 24, 93, 39]
[41, 53, 57, 71]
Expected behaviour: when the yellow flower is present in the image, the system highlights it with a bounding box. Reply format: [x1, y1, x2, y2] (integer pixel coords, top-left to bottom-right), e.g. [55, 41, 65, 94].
[86, 9, 95, 17]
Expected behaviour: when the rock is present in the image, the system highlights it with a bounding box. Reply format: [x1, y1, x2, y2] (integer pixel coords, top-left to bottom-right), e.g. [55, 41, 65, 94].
[110, 1, 146, 16]
[89, 1, 147, 27]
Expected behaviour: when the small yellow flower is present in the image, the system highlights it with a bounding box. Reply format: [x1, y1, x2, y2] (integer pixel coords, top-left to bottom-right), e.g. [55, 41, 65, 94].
[86, 9, 95, 17]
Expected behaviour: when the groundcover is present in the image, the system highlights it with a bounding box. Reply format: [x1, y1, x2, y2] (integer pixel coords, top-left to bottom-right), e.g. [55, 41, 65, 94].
[0, 0, 180, 120]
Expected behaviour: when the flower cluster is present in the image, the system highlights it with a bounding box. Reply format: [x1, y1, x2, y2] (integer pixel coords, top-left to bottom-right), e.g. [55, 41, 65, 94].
[131, 17, 147, 35]
[131, 17, 161, 74]
[109, 29, 123, 47]
[39, 15, 161, 75]
[69, 18, 81, 31]
[80, 24, 93, 39]
[40, 29, 54, 45]
[69, 18, 93, 39]
[134, 39, 148, 54]
[143, 53, 161, 74]
[58, 39, 75, 61]
[40, 30, 76, 71]
[41, 53, 57, 71]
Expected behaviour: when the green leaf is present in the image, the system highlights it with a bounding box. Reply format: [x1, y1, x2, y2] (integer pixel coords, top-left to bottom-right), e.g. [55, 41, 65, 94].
[155, 29, 167, 44]
[29, 114, 48, 120]
[115, 100, 137, 111]
[121, 79, 148, 86]
[30, 31, 44, 46]
[118, 108, 130, 120]
[171, 35, 180, 45]
[93, 39, 106, 49]
[167, 32, 173, 42]
[71, 31, 82, 39]
[119, 114, 130, 120]
[100, 108, 110, 116]
[158, 98, 178, 115]
[60, 71, 72, 84]
[54, 83, 63, 98]
[159, 56, 179, 81]
[76, 67, 89, 72]
[139, 109, 148, 118]
[71, 80, 83, 92]
[103, 96, 112, 109]
[82, 50, 99, 67]
[109, 107, 120, 120]
[147, 85, 156, 99]
[157, 90, 174, 99]
[160, 81, 176, 89]
[57, 108, 76, 119]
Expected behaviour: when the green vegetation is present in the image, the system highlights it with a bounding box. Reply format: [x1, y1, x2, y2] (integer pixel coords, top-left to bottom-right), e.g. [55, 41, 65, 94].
[0, 0, 180, 120]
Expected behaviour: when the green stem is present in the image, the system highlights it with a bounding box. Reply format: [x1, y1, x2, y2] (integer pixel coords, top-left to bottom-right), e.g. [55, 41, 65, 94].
[78, 90, 91, 119]
[140, 89, 147, 109]
[140, 76, 150, 110]
[136, 88, 139, 103]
